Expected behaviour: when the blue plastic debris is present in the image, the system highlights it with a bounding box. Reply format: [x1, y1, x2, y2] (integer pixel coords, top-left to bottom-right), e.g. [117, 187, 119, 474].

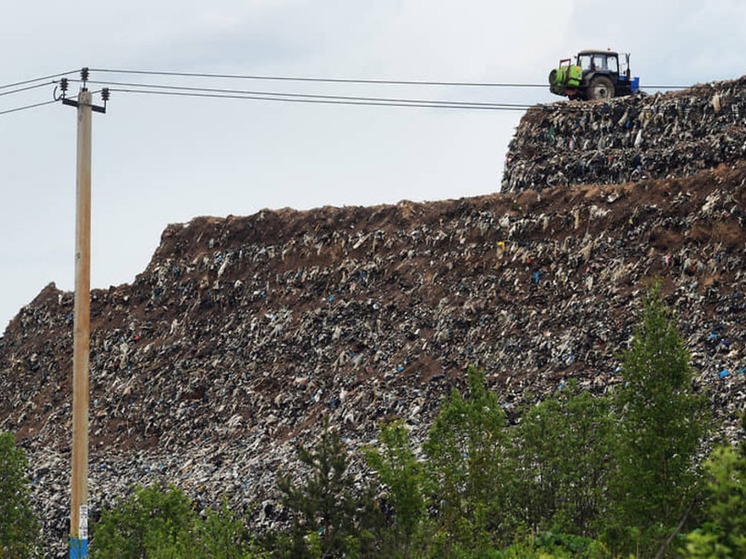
[718, 370, 729, 379]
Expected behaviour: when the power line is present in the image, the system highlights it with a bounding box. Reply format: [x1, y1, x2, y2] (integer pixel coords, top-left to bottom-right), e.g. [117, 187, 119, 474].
[99, 82, 667, 114]
[0, 66, 696, 121]
[0, 81, 56, 99]
[0, 99, 60, 116]
[90, 67, 549, 88]
[0, 70, 78, 92]
[90, 67, 689, 90]
[108, 87, 533, 111]
[73, 79, 535, 110]
[76, 80, 686, 113]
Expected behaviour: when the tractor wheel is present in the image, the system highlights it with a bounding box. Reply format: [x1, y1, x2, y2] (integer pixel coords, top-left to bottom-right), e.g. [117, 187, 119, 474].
[588, 76, 614, 100]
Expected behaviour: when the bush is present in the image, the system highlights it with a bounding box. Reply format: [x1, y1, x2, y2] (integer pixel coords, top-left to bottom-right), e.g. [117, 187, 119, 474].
[423, 365, 508, 553]
[682, 445, 746, 557]
[91, 482, 255, 558]
[508, 384, 614, 537]
[364, 419, 427, 557]
[0, 432, 41, 558]
[275, 417, 376, 558]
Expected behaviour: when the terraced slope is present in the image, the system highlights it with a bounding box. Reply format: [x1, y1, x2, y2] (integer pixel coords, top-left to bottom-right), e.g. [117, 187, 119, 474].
[3, 90, 746, 557]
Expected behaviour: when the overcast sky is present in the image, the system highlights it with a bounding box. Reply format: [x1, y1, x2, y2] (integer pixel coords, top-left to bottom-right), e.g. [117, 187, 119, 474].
[2, 0, 745, 331]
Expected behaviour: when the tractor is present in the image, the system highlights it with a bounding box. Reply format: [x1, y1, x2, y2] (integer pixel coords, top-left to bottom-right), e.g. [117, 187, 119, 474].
[549, 50, 640, 101]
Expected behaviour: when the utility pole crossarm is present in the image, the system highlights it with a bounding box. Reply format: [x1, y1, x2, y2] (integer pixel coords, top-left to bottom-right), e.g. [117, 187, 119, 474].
[62, 95, 108, 113]
[58, 68, 109, 113]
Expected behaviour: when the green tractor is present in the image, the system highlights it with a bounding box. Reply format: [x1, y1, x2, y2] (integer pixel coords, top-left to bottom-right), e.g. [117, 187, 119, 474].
[549, 50, 640, 101]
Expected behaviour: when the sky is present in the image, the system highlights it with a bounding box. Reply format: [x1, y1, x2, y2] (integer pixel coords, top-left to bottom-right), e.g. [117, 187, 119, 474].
[2, 0, 746, 332]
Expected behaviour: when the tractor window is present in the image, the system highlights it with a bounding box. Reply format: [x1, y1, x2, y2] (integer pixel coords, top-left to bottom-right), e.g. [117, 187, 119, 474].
[593, 55, 606, 70]
[607, 56, 618, 73]
[578, 55, 592, 71]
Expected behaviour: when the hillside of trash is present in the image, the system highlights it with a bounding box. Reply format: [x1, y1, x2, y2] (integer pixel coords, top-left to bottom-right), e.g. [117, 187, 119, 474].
[503, 75, 746, 192]
[2, 77, 746, 555]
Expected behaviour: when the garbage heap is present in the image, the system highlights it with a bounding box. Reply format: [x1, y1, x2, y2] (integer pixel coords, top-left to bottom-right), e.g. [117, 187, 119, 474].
[3, 162, 746, 556]
[503, 76, 746, 192]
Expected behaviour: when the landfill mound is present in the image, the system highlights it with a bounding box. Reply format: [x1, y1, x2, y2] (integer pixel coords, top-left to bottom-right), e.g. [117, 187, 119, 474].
[503, 76, 746, 192]
[3, 168, 746, 554]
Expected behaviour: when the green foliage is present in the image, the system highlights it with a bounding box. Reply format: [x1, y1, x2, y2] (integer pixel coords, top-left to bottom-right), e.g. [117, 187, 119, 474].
[364, 419, 426, 557]
[92, 483, 195, 558]
[496, 531, 612, 559]
[683, 530, 731, 559]
[275, 417, 371, 558]
[423, 365, 508, 552]
[509, 384, 614, 537]
[90, 483, 256, 558]
[682, 445, 746, 557]
[610, 281, 708, 539]
[0, 432, 41, 558]
[199, 500, 264, 559]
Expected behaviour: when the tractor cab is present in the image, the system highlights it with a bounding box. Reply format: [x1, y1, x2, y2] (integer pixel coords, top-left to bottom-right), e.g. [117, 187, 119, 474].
[577, 51, 620, 75]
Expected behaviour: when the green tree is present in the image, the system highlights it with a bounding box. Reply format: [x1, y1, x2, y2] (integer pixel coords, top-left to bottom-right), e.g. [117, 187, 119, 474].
[422, 365, 508, 553]
[683, 445, 746, 557]
[92, 483, 196, 558]
[0, 432, 41, 558]
[364, 419, 427, 557]
[609, 281, 708, 546]
[197, 499, 262, 559]
[509, 385, 614, 537]
[91, 482, 255, 558]
[275, 417, 366, 558]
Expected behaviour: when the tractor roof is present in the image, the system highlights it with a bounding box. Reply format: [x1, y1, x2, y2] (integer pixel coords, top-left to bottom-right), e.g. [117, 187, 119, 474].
[578, 49, 619, 56]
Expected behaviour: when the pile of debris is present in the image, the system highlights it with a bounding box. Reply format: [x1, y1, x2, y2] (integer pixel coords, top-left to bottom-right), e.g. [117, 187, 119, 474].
[503, 76, 746, 192]
[3, 115, 746, 558]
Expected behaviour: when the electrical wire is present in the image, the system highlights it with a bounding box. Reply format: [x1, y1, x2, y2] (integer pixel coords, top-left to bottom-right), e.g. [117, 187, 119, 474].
[99, 81, 661, 113]
[90, 67, 549, 88]
[108, 87, 534, 110]
[90, 67, 689, 90]
[0, 99, 60, 117]
[0, 70, 78, 92]
[0, 70, 77, 119]
[77, 81, 678, 113]
[73, 79, 534, 110]
[0, 81, 56, 98]
[0, 66, 698, 121]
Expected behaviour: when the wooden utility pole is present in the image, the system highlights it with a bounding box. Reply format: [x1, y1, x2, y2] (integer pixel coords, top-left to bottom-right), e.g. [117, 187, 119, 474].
[62, 69, 107, 559]
[70, 87, 92, 558]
